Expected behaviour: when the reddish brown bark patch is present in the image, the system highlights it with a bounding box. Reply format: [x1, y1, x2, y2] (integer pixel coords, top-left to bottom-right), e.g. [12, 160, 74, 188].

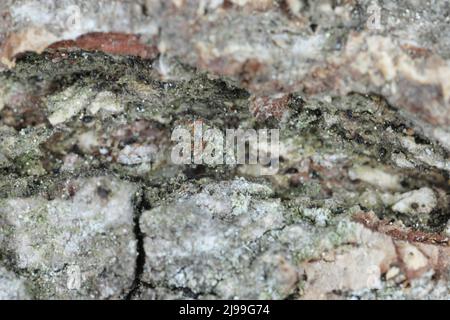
[48, 32, 159, 60]
[353, 211, 449, 246]
[400, 44, 433, 59]
[249, 94, 291, 121]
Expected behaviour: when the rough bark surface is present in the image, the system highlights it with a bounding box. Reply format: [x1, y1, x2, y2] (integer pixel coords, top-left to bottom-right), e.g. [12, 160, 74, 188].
[0, 0, 449, 299]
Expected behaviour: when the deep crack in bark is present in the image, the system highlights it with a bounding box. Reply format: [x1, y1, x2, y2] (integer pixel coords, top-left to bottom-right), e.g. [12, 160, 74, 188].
[125, 186, 149, 300]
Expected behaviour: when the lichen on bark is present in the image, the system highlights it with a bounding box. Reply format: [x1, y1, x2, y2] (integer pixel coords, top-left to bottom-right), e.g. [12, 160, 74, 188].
[0, 0, 449, 300]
